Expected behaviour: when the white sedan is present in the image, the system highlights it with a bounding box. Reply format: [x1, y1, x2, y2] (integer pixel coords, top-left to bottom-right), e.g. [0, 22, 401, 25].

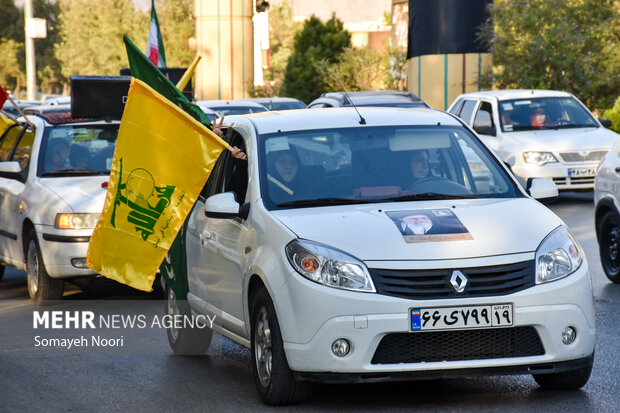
[0, 110, 119, 303]
[165, 107, 595, 405]
[448, 89, 618, 190]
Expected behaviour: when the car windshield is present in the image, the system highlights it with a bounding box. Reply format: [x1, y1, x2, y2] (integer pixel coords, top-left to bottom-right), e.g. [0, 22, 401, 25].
[498, 97, 598, 132]
[267, 101, 306, 111]
[259, 125, 520, 210]
[210, 106, 268, 116]
[38, 124, 119, 177]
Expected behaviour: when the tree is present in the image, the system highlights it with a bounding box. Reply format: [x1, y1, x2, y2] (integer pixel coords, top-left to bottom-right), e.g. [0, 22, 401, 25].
[478, 0, 620, 111]
[282, 14, 351, 103]
[56, 0, 148, 79]
[34, 0, 64, 94]
[0, 0, 23, 42]
[0, 39, 26, 95]
[158, 0, 195, 67]
[266, 0, 300, 83]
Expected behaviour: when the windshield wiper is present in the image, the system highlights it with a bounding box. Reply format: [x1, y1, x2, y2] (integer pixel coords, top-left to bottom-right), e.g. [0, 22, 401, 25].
[381, 193, 478, 202]
[543, 123, 597, 129]
[41, 169, 106, 177]
[277, 197, 376, 208]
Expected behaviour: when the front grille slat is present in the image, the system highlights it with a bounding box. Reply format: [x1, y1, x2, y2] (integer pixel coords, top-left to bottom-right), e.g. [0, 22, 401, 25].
[559, 150, 606, 163]
[371, 327, 545, 364]
[369, 260, 535, 299]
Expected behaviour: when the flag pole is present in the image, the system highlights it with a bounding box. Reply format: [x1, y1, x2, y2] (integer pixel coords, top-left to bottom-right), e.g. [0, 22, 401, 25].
[5, 95, 35, 129]
[176, 55, 202, 93]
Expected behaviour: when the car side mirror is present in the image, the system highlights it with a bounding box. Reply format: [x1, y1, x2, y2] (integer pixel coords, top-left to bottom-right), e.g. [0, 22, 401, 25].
[205, 192, 250, 220]
[526, 178, 558, 204]
[0, 161, 24, 180]
[474, 125, 496, 137]
[600, 118, 612, 128]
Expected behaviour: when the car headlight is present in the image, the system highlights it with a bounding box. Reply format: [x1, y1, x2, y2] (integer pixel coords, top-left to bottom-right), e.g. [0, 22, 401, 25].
[523, 151, 558, 166]
[55, 213, 100, 229]
[535, 226, 583, 284]
[285, 239, 375, 292]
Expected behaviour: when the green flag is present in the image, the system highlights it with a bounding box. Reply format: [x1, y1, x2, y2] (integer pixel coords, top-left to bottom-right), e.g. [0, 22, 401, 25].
[123, 35, 211, 127]
[123, 35, 212, 304]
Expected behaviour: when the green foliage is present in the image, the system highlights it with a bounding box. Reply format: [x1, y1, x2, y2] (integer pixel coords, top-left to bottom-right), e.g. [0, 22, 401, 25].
[282, 14, 351, 103]
[478, 0, 620, 111]
[0, 0, 23, 41]
[265, 1, 301, 83]
[56, 0, 148, 79]
[34, 0, 64, 94]
[603, 96, 620, 133]
[158, 0, 195, 67]
[0, 39, 26, 94]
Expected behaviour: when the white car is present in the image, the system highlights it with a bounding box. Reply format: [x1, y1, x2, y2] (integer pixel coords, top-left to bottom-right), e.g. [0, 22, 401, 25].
[594, 139, 620, 283]
[448, 90, 618, 190]
[0, 110, 119, 302]
[166, 107, 595, 405]
[196, 100, 269, 116]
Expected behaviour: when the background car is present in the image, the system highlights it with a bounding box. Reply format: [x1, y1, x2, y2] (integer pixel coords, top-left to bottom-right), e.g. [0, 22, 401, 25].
[448, 90, 618, 190]
[0, 109, 120, 303]
[198, 105, 219, 124]
[243, 97, 306, 111]
[2, 99, 42, 117]
[594, 141, 620, 283]
[307, 90, 430, 109]
[196, 100, 268, 116]
[165, 106, 593, 405]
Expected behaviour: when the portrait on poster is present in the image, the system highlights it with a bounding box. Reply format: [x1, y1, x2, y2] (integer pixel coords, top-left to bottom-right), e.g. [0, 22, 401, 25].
[386, 209, 473, 243]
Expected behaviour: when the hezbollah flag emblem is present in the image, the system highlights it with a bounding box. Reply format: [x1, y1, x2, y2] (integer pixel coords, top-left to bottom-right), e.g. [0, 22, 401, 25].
[87, 77, 227, 291]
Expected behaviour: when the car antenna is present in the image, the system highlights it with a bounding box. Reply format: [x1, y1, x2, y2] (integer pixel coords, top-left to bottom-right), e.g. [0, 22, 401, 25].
[326, 69, 366, 125]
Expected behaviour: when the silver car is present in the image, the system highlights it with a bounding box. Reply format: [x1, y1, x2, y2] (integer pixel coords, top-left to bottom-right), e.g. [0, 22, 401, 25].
[449, 90, 618, 190]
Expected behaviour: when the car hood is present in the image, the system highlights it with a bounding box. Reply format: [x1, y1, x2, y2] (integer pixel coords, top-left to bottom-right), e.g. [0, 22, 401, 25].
[506, 127, 617, 152]
[40, 176, 109, 213]
[271, 198, 562, 261]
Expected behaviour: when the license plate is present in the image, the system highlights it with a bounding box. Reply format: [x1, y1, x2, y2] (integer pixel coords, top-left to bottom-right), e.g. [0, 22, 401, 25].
[410, 304, 513, 331]
[568, 167, 596, 178]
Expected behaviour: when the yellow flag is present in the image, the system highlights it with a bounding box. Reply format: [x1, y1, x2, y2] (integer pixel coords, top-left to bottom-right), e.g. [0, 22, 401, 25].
[87, 77, 228, 291]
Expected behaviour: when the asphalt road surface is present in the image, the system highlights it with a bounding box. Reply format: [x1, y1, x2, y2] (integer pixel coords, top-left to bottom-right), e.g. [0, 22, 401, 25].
[1, 191, 618, 412]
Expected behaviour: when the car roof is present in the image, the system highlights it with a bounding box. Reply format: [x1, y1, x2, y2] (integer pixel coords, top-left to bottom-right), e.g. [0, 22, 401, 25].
[226, 107, 462, 135]
[311, 90, 428, 107]
[244, 97, 304, 104]
[197, 100, 269, 109]
[455, 89, 574, 101]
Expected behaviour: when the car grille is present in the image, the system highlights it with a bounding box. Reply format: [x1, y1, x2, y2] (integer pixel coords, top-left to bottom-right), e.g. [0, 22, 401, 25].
[369, 260, 535, 300]
[371, 327, 545, 364]
[552, 176, 595, 186]
[559, 150, 607, 163]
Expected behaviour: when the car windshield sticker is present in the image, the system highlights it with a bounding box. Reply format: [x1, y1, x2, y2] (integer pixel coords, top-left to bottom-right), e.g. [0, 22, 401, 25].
[514, 100, 531, 105]
[386, 209, 473, 243]
[501, 102, 514, 111]
[266, 137, 290, 152]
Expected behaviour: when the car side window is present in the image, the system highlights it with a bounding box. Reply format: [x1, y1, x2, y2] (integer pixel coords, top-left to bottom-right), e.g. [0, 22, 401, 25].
[0, 124, 25, 162]
[473, 102, 495, 130]
[449, 99, 464, 116]
[459, 100, 477, 124]
[11, 127, 35, 170]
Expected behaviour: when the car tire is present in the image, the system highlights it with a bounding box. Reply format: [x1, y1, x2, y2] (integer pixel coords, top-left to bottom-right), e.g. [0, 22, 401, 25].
[0, 264, 5, 281]
[26, 230, 64, 304]
[598, 210, 620, 283]
[250, 287, 310, 405]
[165, 283, 212, 355]
[532, 362, 593, 390]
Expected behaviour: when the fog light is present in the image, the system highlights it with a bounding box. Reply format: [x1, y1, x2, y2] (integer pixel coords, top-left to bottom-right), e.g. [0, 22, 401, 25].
[71, 258, 88, 269]
[562, 326, 576, 345]
[331, 339, 350, 357]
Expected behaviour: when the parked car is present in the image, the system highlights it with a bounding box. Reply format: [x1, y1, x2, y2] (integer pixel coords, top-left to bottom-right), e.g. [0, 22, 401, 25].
[165, 106, 594, 405]
[197, 105, 219, 124]
[307, 90, 430, 109]
[196, 100, 269, 116]
[243, 97, 306, 111]
[448, 90, 618, 190]
[2, 99, 42, 117]
[594, 140, 620, 283]
[0, 109, 120, 303]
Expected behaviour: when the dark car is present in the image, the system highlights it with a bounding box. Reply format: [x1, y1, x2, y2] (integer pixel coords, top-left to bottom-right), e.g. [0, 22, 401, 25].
[243, 97, 306, 111]
[307, 90, 430, 109]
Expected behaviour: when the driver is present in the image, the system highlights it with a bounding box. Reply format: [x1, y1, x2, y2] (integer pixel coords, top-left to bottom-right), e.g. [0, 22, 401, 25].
[410, 150, 430, 181]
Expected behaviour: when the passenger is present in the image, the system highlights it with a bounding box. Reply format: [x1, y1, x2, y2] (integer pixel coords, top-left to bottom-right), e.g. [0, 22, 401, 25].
[410, 149, 430, 181]
[267, 149, 303, 204]
[46, 139, 70, 171]
[69, 144, 90, 169]
[530, 107, 547, 129]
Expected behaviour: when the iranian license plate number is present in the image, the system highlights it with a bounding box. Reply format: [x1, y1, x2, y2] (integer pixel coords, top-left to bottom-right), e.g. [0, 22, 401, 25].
[410, 304, 513, 331]
[568, 167, 596, 178]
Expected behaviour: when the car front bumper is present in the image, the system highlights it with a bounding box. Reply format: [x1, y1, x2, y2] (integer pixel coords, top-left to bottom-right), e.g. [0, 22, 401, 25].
[511, 162, 598, 190]
[36, 225, 97, 279]
[275, 258, 595, 375]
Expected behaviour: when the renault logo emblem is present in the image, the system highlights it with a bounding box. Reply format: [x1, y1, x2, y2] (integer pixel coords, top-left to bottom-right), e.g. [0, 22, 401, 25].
[450, 270, 468, 293]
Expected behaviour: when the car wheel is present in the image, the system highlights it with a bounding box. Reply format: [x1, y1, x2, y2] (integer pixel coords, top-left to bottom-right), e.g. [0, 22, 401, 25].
[251, 287, 309, 405]
[598, 210, 620, 283]
[26, 230, 64, 304]
[165, 283, 212, 355]
[0, 264, 5, 281]
[532, 362, 593, 390]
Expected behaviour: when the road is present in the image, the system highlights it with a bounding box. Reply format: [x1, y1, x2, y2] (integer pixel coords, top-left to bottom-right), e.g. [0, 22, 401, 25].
[1, 191, 619, 412]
